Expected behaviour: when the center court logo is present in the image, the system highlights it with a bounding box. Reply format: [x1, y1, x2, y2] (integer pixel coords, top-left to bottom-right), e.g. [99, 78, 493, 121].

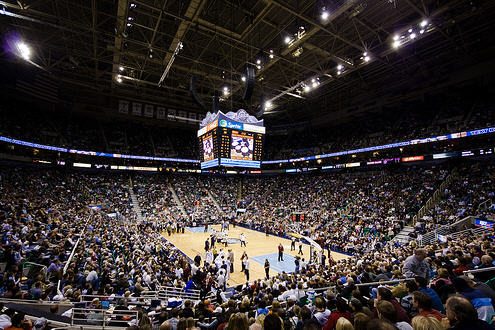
[219, 119, 227, 127]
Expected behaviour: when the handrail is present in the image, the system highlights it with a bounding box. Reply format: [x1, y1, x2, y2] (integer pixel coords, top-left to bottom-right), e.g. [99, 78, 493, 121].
[0, 298, 72, 306]
[355, 278, 414, 287]
[63, 216, 93, 276]
[463, 266, 495, 275]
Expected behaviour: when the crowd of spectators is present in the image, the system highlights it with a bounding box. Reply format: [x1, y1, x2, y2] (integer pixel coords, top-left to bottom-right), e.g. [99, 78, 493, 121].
[1, 98, 494, 162]
[0, 160, 494, 329]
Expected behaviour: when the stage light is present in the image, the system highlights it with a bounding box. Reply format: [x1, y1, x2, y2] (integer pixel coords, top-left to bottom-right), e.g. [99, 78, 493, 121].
[116, 75, 123, 83]
[364, 56, 370, 62]
[256, 65, 261, 70]
[148, 49, 153, 58]
[241, 75, 246, 82]
[256, 59, 261, 65]
[408, 28, 413, 33]
[420, 19, 428, 27]
[312, 81, 319, 88]
[420, 29, 425, 34]
[126, 22, 132, 27]
[410, 32, 417, 39]
[393, 35, 400, 41]
[130, 3, 137, 9]
[16, 41, 31, 60]
[363, 52, 367, 56]
[223, 86, 229, 96]
[337, 70, 342, 75]
[128, 17, 134, 21]
[265, 101, 272, 109]
[321, 10, 329, 21]
[269, 49, 274, 59]
[392, 40, 400, 49]
[337, 64, 343, 70]
[303, 85, 311, 92]
[119, 66, 124, 72]
[284, 36, 291, 44]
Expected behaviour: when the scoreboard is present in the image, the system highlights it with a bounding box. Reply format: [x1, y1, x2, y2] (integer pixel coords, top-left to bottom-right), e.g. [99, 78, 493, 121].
[198, 111, 265, 169]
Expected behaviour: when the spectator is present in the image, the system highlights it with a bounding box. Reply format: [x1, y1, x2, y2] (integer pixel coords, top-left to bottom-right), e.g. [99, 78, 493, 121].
[403, 249, 429, 279]
[443, 295, 494, 330]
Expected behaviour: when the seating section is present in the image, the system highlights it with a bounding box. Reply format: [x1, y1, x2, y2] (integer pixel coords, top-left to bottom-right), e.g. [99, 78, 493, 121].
[0, 162, 494, 329]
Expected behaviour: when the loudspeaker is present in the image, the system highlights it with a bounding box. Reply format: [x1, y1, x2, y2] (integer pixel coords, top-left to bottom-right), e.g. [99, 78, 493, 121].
[242, 65, 256, 101]
[212, 91, 220, 112]
[189, 76, 206, 110]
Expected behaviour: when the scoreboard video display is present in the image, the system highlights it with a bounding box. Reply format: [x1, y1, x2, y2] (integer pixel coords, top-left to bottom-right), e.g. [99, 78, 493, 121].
[198, 111, 265, 169]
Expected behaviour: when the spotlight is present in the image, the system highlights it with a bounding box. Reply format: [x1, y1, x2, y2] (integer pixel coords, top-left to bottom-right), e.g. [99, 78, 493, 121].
[256, 65, 261, 70]
[321, 10, 329, 21]
[364, 56, 370, 62]
[284, 36, 291, 44]
[241, 75, 246, 82]
[392, 40, 400, 49]
[223, 86, 229, 96]
[129, 3, 137, 9]
[363, 52, 368, 56]
[408, 28, 413, 33]
[337, 70, 342, 75]
[126, 23, 132, 27]
[148, 49, 153, 58]
[312, 81, 319, 88]
[420, 19, 428, 27]
[119, 66, 124, 72]
[303, 85, 311, 92]
[256, 59, 261, 65]
[420, 29, 425, 34]
[265, 101, 273, 109]
[16, 41, 31, 60]
[127, 17, 134, 21]
[269, 49, 274, 59]
[116, 75, 123, 83]
[410, 32, 417, 39]
[393, 35, 400, 41]
[337, 64, 343, 70]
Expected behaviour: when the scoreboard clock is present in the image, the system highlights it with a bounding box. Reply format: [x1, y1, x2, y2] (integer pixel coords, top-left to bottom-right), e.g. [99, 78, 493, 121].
[198, 110, 265, 169]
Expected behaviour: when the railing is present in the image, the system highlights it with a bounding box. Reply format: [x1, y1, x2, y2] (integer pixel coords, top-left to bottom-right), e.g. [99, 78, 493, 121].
[141, 286, 201, 301]
[463, 266, 495, 275]
[478, 198, 493, 212]
[418, 216, 473, 246]
[413, 169, 457, 225]
[355, 278, 414, 287]
[71, 307, 139, 328]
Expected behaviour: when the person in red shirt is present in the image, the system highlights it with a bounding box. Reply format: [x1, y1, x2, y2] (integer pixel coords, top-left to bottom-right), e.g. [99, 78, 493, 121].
[278, 243, 284, 262]
[412, 291, 445, 321]
[323, 297, 353, 330]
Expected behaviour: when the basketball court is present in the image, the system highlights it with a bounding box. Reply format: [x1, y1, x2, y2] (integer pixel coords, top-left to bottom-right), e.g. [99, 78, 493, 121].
[164, 224, 350, 286]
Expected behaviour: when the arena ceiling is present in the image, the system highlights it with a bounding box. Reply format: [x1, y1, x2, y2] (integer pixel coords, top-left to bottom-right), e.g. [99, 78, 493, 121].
[1, 0, 494, 124]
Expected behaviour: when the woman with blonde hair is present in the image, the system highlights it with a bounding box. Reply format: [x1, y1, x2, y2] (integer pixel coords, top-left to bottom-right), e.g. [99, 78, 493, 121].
[227, 312, 249, 330]
[336, 317, 354, 330]
[411, 316, 443, 330]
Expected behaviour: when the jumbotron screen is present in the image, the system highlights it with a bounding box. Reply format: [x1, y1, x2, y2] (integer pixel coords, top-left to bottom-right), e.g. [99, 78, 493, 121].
[198, 114, 265, 169]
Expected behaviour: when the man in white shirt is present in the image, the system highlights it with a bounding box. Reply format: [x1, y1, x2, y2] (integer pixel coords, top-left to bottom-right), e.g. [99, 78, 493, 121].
[244, 257, 250, 281]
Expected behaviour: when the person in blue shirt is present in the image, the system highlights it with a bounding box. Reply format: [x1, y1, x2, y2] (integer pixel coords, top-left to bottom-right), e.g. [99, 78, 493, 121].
[415, 276, 445, 314]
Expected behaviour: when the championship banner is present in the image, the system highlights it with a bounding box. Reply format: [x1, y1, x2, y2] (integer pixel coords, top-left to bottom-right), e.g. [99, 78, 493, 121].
[157, 107, 166, 119]
[118, 100, 129, 114]
[144, 104, 154, 118]
[132, 102, 142, 116]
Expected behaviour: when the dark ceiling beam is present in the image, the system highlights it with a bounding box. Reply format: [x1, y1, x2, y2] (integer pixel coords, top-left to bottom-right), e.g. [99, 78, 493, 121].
[137, 0, 169, 81]
[269, 0, 365, 52]
[111, 0, 128, 87]
[159, 0, 207, 85]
